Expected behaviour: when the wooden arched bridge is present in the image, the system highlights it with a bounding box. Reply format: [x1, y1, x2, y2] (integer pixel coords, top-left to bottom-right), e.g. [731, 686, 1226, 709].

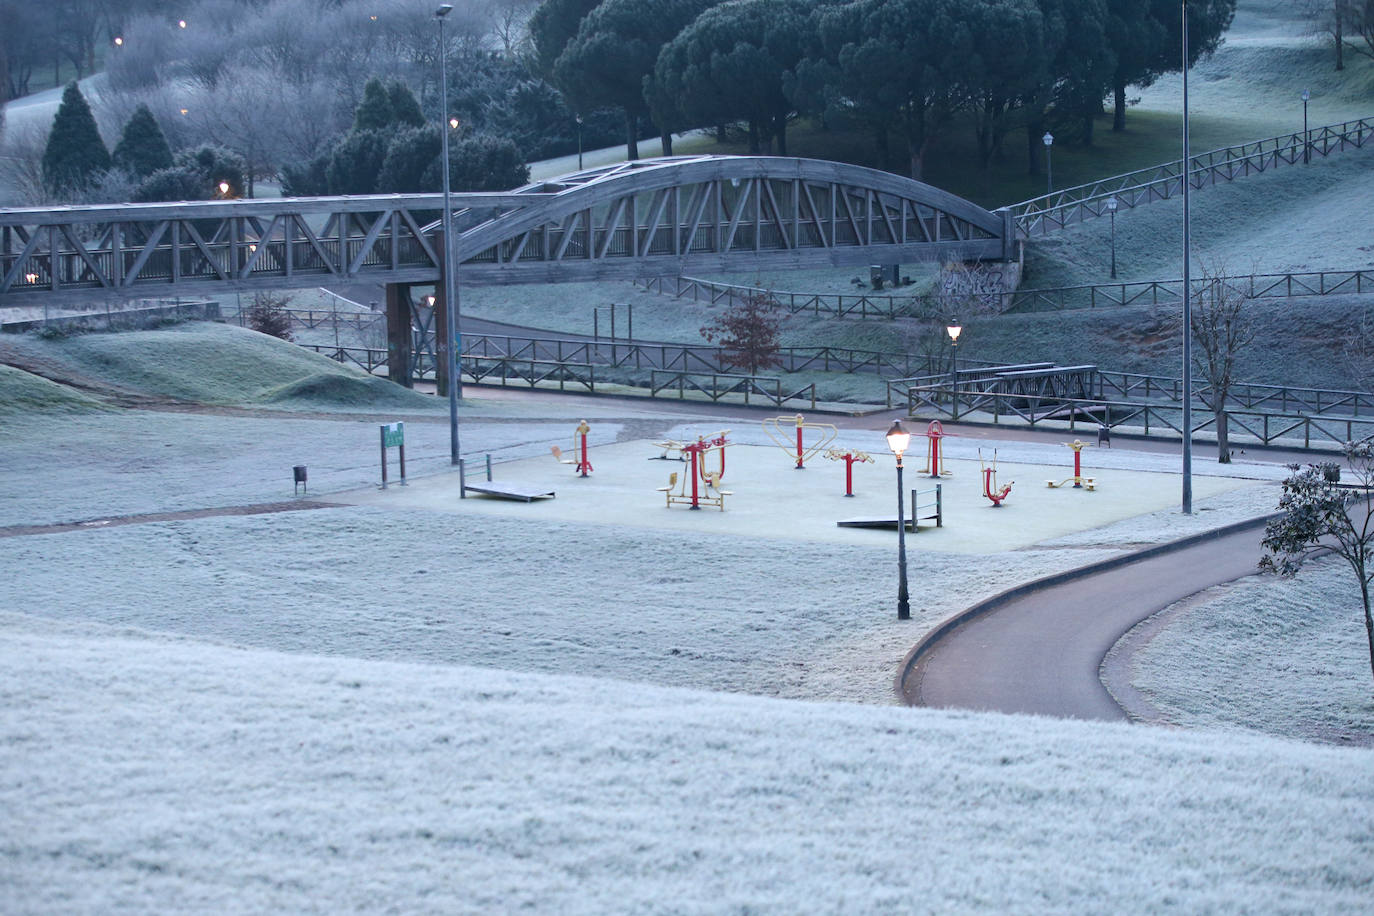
[0, 155, 1013, 309]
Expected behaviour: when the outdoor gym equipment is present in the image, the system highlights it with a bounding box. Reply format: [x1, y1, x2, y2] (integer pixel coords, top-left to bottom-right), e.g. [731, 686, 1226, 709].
[979, 449, 1013, 507]
[551, 419, 594, 477]
[459, 453, 555, 502]
[762, 413, 837, 469]
[658, 432, 731, 510]
[824, 447, 874, 496]
[920, 420, 954, 478]
[1046, 439, 1097, 490]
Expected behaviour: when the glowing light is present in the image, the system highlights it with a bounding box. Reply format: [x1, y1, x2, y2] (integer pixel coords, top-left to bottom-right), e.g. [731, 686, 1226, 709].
[25, 273, 39, 284]
[180, 108, 188, 116]
[178, 19, 187, 28]
[113, 36, 123, 46]
[449, 117, 459, 130]
[218, 181, 230, 196]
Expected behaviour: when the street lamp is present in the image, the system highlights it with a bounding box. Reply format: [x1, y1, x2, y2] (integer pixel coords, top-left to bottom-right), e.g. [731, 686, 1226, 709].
[575, 114, 584, 170]
[1302, 88, 1311, 165]
[1043, 131, 1054, 195]
[946, 323, 962, 420]
[436, 3, 461, 465]
[217, 180, 230, 197]
[1181, 0, 1193, 515]
[885, 419, 912, 621]
[1106, 195, 1118, 279]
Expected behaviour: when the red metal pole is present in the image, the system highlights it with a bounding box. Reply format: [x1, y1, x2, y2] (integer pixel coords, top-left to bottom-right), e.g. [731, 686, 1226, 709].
[795, 414, 805, 468]
[689, 443, 701, 508]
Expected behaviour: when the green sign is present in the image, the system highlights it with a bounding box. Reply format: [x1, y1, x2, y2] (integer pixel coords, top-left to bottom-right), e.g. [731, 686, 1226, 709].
[382, 422, 404, 448]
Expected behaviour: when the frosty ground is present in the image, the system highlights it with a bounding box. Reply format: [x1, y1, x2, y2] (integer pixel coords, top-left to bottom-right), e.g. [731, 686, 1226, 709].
[2, 348, 1371, 911]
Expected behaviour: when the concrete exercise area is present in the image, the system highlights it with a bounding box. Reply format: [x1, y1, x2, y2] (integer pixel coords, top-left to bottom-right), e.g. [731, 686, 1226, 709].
[331, 426, 1264, 555]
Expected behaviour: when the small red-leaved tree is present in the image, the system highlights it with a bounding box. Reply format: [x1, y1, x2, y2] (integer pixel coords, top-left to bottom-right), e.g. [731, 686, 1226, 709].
[1259, 439, 1374, 690]
[701, 291, 783, 375]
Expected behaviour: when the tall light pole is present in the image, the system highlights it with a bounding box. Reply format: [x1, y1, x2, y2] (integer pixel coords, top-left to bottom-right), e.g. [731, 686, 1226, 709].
[1302, 88, 1311, 164]
[1181, 0, 1193, 514]
[946, 323, 962, 420]
[885, 420, 912, 621]
[1043, 131, 1054, 195]
[436, 3, 461, 465]
[576, 114, 584, 170]
[1107, 195, 1118, 279]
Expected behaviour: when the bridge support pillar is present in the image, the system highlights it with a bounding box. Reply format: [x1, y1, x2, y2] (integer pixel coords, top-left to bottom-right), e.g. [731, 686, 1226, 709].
[385, 283, 413, 389]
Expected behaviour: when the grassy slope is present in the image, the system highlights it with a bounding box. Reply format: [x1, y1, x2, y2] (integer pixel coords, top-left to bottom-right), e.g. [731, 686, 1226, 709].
[0, 364, 108, 414]
[0, 323, 442, 411]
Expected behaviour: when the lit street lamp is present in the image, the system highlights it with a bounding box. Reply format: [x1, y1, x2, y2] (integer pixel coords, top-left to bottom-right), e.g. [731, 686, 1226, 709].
[576, 114, 584, 170]
[885, 419, 912, 621]
[1106, 195, 1118, 279]
[1043, 131, 1054, 195]
[436, 3, 461, 465]
[946, 323, 962, 420]
[1302, 88, 1311, 165]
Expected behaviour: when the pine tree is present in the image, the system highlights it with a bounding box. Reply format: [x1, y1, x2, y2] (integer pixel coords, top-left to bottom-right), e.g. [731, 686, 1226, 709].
[111, 105, 173, 179]
[41, 82, 111, 197]
[387, 81, 425, 128]
[353, 78, 393, 132]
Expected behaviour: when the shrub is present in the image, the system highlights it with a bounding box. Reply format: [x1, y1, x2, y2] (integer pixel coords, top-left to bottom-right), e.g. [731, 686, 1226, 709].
[247, 292, 294, 341]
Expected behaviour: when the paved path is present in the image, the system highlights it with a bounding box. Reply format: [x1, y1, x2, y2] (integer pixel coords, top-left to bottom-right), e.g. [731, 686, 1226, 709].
[901, 520, 1271, 720]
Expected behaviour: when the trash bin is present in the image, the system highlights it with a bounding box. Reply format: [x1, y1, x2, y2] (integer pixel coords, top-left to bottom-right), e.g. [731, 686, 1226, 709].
[1096, 426, 1111, 447]
[870, 265, 884, 290]
[293, 465, 308, 495]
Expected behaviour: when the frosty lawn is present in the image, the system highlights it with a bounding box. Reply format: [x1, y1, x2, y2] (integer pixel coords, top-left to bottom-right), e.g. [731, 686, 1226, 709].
[2, 615, 1370, 914]
[2, 381, 1371, 910]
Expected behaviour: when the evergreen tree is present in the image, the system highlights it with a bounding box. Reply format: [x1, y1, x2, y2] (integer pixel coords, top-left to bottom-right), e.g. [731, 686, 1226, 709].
[420, 134, 530, 192]
[175, 146, 248, 198]
[325, 129, 392, 194]
[41, 81, 111, 197]
[387, 81, 425, 129]
[376, 125, 442, 193]
[353, 78, 394, 132]
[111, 104, 173, 179]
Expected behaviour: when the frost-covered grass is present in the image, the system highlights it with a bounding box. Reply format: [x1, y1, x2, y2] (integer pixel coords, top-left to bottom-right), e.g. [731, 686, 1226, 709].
[4, 614, 1370, 914]
[2, 332, 1371, 909]
[1127, 556, 1374, 746]
[0, 364, 107, 414]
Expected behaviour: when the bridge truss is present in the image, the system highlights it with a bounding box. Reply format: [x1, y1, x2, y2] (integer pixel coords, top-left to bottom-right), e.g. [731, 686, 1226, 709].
[0, 156, 1011, 308]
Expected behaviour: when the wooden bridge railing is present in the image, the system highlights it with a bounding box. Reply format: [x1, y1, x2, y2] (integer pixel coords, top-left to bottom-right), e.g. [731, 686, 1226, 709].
[1009, 116, 1374, 237]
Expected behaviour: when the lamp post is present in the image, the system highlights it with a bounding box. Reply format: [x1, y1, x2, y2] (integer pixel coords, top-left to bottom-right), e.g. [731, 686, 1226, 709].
[946, 323, 962, 420]
[1106, 195, 1118, 279]
[1043, 131, 1054, 195]
[1302, 88, 1311, 165]
[1181, 0, 1193, 515]
[576, 114, 584, 170]
[885, 419, 912, 621]
[436, 3, 461, 465]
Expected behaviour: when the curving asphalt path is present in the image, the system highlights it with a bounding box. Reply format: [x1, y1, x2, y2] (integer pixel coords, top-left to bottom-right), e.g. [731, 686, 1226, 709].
[899, 519, 1272, 720]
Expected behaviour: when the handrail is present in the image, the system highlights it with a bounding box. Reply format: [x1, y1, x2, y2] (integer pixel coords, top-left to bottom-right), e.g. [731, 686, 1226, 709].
[1008, 116, 1374, 237]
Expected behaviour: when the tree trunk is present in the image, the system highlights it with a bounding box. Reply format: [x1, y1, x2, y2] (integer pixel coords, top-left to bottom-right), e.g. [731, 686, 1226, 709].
[1216, 408, 1230, 462]
[660, 130, 673, 157]
[1025, 121, 1043, 176]
[1082, 114, 1095, 146]
[1336, 9, 1345, 71]
[1113, 81, 1127, 132]
[625, 111, 638, 161]
[873, 123, 890, 171]
[747, 120, 761, 155]
[1362, 577, 1373, 687]
[774, 112, 787, 157]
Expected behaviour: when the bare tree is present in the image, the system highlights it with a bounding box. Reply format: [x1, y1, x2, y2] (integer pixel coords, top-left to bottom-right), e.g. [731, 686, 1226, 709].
[1260, 440, 1374, 690]
[1303, 0, 1353, 70]
[1189, 262, 1256, 464]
